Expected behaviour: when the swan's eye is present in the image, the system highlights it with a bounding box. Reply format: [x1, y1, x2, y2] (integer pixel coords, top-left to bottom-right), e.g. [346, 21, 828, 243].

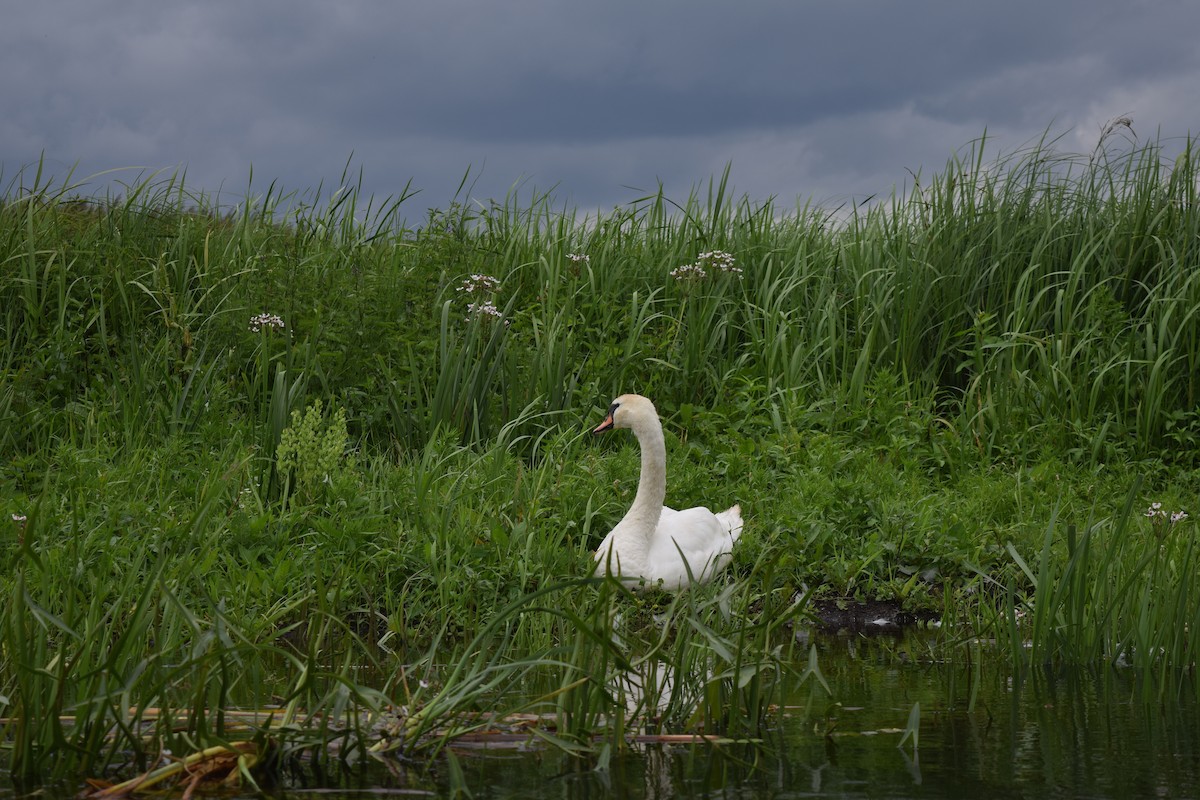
[607, 402, 619, 417]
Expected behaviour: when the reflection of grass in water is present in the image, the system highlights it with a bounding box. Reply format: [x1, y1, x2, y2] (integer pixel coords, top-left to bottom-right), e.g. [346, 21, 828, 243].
[369, 551, 820, 760]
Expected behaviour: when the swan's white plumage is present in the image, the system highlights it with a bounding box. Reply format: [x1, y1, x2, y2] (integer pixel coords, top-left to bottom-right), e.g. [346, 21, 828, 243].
[592, 394, 743, 590]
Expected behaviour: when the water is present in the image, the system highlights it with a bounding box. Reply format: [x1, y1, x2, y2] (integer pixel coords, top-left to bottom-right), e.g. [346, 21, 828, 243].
[432, 631, 1200, 798]
[10, 631, 1200, 799]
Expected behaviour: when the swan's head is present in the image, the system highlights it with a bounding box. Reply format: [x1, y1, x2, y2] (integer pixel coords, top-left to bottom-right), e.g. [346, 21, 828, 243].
[593, 394, 657, 434]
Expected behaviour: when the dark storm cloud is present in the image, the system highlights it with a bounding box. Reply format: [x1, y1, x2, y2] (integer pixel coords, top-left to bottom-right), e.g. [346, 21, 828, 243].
[2, 1, 1197, 214]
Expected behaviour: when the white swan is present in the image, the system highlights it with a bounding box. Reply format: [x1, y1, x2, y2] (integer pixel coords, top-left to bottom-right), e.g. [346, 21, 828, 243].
[592, 394, 743, 589]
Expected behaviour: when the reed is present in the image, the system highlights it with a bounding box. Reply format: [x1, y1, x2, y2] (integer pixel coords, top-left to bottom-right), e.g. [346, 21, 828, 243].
[6, 135, 1200, 461]
[982, 480, 1199, 680]
[1, 543, 808, 780]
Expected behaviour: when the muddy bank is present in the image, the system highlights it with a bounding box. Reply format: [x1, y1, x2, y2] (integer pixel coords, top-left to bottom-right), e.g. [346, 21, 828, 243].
[809, 598, 939, 632]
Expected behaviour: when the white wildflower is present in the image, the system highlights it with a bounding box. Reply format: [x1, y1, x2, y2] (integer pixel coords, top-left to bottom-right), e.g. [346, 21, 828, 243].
[456, 274, 501, 294]
[249, 313, 285, 333]
[698, 250, 742, 276]
[466, 301, 508, 325]
[672, 250, 742, 282]
[669, 263, 707, 281]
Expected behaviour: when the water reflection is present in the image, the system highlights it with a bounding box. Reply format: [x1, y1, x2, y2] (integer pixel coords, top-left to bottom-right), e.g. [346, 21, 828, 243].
[24, 630, 1200, 799]
[428, 631, 1200, 799]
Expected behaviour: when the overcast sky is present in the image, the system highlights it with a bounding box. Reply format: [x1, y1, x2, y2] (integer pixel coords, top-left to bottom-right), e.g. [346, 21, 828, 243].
[2, 2, 1198, 220]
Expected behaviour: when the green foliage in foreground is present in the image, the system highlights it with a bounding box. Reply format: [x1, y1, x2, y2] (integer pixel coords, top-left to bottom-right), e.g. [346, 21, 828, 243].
[982, 480, 1200, 680]
[2, 535, 809, 780]
[2, 130, 1200, 779]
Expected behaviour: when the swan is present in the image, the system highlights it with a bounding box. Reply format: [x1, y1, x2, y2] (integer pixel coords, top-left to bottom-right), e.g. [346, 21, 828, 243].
[592, 394, 743, 589]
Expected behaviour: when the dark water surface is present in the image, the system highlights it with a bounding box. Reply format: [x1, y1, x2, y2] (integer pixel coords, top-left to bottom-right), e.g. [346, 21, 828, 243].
[390, 631, 1200, 798]
[8, 631, 1200, 799]
[421, 632, 1200, 799]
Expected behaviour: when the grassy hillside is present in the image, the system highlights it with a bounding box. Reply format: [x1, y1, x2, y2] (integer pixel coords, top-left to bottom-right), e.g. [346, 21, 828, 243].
[4, 136, 1200, 620]
[3, 132, 1200, 779]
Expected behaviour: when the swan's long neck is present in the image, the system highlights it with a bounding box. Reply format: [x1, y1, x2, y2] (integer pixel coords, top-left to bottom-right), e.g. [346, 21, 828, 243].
[632, 416, 667, 519]
[617, 413, 666, 539]
[596, 400, 669, 579]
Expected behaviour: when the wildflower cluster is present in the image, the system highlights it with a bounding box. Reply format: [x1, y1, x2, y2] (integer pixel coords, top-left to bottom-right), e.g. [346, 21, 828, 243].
[1145, 502, 1189, 539]
[669, 263, 709, 281]
[566, 252, 591, 277]
[456, 273, 501, 295]
[466, 301, 506, 323]
[235, 486, 254, 511]
[670, 250, 742, 282]
[698, 250, 741, 275]
[249, 313, 285, 333]
[455, 272, 509, 325]
[1145, 502, 1189, 524]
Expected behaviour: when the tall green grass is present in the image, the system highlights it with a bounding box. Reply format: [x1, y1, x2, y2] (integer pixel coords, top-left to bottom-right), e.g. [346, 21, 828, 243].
[4, 132, 1198, 596]
[983, 480, 1200, 684]
[1, 531, 806, 780]
[5, 134, 1200, 460]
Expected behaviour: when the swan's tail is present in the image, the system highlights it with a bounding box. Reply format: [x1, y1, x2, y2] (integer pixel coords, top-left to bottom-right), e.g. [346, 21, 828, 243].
[716, 504, 743, 542]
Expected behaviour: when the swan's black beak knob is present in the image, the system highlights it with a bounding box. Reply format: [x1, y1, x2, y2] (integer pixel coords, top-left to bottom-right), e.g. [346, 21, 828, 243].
[592, 402, 618, 434]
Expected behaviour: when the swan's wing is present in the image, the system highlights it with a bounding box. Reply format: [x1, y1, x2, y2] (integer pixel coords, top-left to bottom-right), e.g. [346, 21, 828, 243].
[646, 507, 737, 587]
[714, 504, 743, 541]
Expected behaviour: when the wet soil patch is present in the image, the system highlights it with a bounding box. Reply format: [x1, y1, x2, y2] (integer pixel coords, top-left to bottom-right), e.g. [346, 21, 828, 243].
[810, 598, 939, 632]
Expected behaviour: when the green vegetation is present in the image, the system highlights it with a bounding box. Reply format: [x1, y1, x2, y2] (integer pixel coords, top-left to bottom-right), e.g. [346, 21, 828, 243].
[987, 481, 1200, 682]
[2, 129, 1199, 782]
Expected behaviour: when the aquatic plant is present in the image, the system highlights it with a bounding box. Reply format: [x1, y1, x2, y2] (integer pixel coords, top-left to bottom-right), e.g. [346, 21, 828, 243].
[0, 545, 809, 781]
[984, 480, 1199, 678]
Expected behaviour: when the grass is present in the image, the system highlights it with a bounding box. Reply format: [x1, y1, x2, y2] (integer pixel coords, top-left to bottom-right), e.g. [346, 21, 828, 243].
[2, 127, 1200, 782]
[3, 542, 800, 781]
[979, 479, 1200, 686]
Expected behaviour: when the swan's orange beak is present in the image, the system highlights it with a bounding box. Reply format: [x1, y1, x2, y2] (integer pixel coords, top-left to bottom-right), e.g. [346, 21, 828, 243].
[592, 413, 615, 434]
